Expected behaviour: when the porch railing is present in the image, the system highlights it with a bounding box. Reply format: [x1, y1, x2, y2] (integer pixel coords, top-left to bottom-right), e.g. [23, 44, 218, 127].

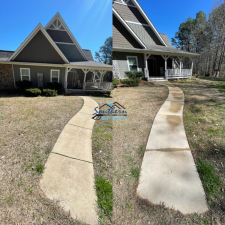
[167, 69, 192, 79]
[84, 82, 112, 91]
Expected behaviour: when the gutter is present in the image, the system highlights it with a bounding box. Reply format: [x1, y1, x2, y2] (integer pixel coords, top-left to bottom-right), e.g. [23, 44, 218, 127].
[113, 47, 199, 57]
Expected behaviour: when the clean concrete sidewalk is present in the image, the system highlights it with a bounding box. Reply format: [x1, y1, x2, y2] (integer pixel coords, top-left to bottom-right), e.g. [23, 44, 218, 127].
[137, 86, 208, 214]
[40, 96, 98, 225]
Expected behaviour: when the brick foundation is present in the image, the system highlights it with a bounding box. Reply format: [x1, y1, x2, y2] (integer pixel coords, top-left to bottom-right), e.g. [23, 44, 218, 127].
[0, 64, 15, 90]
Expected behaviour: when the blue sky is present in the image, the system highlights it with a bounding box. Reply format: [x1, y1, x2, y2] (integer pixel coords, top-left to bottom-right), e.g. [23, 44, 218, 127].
[0, 0, 112, 57]
[138, 0, 214, 44]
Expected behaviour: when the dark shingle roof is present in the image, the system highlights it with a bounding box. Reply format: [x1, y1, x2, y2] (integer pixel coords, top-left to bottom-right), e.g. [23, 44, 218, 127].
[0, 50, 14, 61]
[160, 34, 172, 47]
[82, 49, 94, 61]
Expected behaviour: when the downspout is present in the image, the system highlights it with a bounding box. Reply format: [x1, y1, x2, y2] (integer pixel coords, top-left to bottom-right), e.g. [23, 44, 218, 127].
[12, 64, 16, 88]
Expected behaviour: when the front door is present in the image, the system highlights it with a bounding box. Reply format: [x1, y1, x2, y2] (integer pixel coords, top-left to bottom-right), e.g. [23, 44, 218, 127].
[148, 58, 157, 77]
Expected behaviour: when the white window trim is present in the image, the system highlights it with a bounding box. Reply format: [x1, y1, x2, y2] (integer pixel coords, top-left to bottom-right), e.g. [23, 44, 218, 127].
[127, 56, 139, 72]
[20, 68, 30, 81]
[50, 69, 60, 82]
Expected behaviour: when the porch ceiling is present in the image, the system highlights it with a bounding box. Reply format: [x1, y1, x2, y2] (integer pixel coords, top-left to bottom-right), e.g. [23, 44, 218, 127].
[113, 46, 199, 57]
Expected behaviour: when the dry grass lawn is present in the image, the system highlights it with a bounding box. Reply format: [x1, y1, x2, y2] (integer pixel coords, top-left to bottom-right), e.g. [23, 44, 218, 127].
[0, 94, 83, 225]
[112, 79, 225, 225]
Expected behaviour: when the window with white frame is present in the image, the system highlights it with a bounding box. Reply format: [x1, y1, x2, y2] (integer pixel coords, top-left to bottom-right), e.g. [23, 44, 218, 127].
[51, 69, 60, 83]
[127, 56, 139, 71]
[20, 68, 30, 81]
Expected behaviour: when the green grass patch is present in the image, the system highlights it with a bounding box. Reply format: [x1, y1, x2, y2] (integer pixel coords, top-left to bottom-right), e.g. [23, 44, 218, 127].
[93, 127, 112, 140]
[206, 84, 225, 93]
[199, 76, 225, 82]
[196, 159, 222, 199]
[35, 164, 44, 173]
[131, 167, 140, 179]
[95, 175, 113, 223]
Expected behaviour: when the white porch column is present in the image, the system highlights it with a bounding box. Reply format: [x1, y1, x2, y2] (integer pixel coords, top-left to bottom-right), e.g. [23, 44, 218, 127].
[178, 57, 184, 75]
[82, 69, 90, 91]
[189, 57, 193, 76]
[161, 55, 170, 79]
[99, 70, 106, 82]
[64, 67, 72, 90]
[144, 54, 151, 79]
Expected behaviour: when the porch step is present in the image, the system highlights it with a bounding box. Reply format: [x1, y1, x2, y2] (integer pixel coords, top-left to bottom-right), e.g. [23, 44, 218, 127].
[148, 77, 168, 82]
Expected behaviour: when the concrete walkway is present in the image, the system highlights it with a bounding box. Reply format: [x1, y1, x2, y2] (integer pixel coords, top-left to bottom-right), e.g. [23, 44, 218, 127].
[137, 86, 208, 214]
[40, 96, 98, 225]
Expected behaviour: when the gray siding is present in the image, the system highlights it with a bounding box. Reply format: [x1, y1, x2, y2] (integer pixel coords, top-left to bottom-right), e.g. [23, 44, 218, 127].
[113, 3, 148, 24]
[113, 16, 143, 49]
[56, 43, 86, 62]
[13, 31, 65, 64]
[128, 23, 162, 46]
[113, 51, 145, 79]
[13, 65, 65, 88]
[47, 29, 73, 43]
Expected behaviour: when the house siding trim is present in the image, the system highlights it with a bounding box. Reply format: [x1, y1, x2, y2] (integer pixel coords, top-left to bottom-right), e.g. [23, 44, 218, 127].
[132, 0, 167, 46]
[45, 13, 88, 61]
[9, 24, 69, 63]
[113, 8, 147, 49]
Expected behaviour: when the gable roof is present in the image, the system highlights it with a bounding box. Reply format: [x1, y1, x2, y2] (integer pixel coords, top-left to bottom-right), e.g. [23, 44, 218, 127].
[113, 0, 167, 47]
[160, 33, 172, 47]
[45, 12, 88, 61]
[8, 24, 69, 63]
[82, 49, 94, 61]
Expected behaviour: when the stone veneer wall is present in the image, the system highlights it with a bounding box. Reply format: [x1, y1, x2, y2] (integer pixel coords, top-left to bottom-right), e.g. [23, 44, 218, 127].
[0, 64, 14, 90]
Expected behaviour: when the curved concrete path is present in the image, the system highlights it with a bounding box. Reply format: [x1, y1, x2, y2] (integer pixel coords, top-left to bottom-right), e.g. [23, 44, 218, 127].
[40, 96, 98, 225]
[137, 86, 208, 214]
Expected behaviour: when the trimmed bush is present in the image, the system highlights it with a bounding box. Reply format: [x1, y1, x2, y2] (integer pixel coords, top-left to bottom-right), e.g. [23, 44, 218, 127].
[112, 79, 120, 88]
[47, 82, 62, 91]
[16, 80, 32, 89]
[43, 89, 57, 96]
[125, 71, 144, 79]
[25, 88, 41, 96]
[121, 79, 139, 87]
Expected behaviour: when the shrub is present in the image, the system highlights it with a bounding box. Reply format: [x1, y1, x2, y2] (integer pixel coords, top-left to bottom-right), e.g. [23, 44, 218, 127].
[16, 80, 32, 89]
[112, 79, 120, 88]
[47, 82, 62, 91]
[125, 71, 144, 79]
[121, 79, 139, 87]
[42, 89, 57, 96]
[25, 88, 41, 96]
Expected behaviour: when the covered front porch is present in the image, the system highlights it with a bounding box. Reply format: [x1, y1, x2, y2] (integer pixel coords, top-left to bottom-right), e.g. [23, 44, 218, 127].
[144, 54, 194, 81]
[64, 62, 112, 93]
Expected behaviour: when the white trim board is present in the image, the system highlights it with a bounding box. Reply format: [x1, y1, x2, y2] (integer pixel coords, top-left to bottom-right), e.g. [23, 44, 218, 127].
[132, 0, 168, 47]
[113, 8, 147, 49]
[125, 20, 149, 27]
[113, 1, 136, 8]
[45, 12, 88, 61]
[8, 24, 69, 63]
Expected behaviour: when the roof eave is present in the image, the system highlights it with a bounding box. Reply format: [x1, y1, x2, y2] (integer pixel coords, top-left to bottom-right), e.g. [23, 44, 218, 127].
[113, 47, 199, 57]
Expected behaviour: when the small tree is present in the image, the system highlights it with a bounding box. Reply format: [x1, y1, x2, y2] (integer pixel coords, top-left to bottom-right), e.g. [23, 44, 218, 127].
[95, 37, 112, 65]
